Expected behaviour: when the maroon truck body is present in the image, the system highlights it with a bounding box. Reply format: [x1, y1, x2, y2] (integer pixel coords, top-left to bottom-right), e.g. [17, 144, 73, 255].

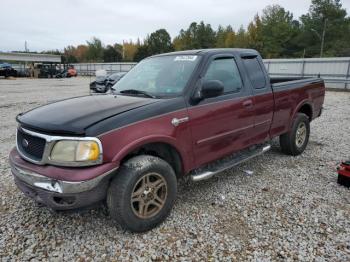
[9, 49, 325, 226]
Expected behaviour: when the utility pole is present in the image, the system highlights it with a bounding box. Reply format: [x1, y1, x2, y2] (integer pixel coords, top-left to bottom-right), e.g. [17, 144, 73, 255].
[311, 18, 327, 58]
[122, 40, 125, 60]
[320, 18, 327, 58]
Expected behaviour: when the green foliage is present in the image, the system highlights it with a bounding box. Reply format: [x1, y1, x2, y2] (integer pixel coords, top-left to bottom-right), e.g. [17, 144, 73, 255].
[300, 0, 350, 57]
[57, 0, 349, 61]
[148, 29, 173, 54]
[134, 45, 151, 62]
[86, 37, 104, 62]
[235, 26, 249, 48]
[103, 45, 122, 62]
[215, 25, 236, 48]
[173, 21, 216, 50]
[260, 5, 301, 58]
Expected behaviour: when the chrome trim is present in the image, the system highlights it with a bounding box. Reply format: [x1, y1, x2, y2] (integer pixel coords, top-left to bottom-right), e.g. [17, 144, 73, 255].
[191, 144, 271, 182]
[16, 127, 103, 167]
[11, 164, 118, 194]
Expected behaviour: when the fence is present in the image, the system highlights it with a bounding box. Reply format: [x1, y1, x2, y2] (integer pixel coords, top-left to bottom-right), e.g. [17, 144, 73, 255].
[264, 57, 350, 90]
[10, 57, 350, 90]
[72, 62, 137, 76]
[72, 57, 350, 90]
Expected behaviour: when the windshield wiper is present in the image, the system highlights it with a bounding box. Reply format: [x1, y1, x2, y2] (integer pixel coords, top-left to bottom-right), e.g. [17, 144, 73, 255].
[119, 89, 156, 98]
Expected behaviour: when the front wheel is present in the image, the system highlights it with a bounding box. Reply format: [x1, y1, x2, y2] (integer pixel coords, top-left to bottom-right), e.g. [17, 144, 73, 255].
[107, 155, 177, 232]
[280, 113, 310, 156]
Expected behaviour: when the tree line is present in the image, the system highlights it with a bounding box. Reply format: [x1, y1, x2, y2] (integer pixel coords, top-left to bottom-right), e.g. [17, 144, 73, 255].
[44, 0, 350, 63]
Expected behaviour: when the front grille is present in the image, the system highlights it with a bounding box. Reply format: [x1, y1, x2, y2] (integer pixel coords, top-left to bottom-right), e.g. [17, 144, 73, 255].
[17, 129, 46, 161]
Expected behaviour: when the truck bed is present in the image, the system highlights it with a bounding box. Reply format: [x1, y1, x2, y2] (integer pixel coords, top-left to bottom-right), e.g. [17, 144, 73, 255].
[270, 76, 314, 84]
[269, 77, 325, 138]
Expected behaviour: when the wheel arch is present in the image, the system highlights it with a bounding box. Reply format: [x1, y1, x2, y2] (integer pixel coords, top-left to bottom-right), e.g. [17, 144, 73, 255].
[112, 136, 186, 177]
[290, 101, 313, 128]
[297, 103, 313, 121]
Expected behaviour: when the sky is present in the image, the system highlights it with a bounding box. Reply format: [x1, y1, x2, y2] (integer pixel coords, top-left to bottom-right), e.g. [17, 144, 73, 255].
[1, 0, 349, 52]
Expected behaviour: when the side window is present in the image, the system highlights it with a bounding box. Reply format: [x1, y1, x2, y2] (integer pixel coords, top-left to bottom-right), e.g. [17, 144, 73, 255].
[242, 58, 266, 89]
[203, 58, 243, 94]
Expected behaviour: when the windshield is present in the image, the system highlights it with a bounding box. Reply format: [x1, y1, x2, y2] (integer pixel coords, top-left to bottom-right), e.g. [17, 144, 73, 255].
[112, 55, 200, 98]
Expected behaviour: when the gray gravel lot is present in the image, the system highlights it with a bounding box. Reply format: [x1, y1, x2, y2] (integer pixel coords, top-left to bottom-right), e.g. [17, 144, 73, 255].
[0, 77, 349, 261]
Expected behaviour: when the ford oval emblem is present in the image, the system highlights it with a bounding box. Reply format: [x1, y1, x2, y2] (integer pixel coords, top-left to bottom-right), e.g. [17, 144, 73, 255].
[22, 139, 29, 148]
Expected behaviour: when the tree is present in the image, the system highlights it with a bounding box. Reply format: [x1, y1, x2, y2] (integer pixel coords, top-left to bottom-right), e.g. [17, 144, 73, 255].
[63, 45, 78, 63]
[260, 5, 300, 58]
[75, 45, 88, 62]
[148, 29, 173, 55]
[224, 26, 236, 47]
[57, 0, 350, 61]
[300, 0, 350, 57]
[113, 43, 123, 56]
[235, 26, 249, 48]
[172, 21, 216, 50]
[103, 45, 122, 62]
[173, 29, 190, 50]
[123, 40, 139, 61]
[196, 21, 216, 48]
[86, 37, 104, 62]
[134, 45, 151, 62]
[216, 25, 226, 47]
[247, 14, 264, 53]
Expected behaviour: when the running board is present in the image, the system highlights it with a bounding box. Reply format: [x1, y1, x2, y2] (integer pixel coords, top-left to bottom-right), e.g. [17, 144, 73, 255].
[190, 144, 271, 182]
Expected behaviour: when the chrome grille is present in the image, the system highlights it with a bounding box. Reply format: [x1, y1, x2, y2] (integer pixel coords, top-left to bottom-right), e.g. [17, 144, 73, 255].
[17, 128, 46, 161]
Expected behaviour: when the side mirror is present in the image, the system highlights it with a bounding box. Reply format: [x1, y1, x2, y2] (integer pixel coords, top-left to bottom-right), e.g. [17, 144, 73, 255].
[200, 80, 224, 99]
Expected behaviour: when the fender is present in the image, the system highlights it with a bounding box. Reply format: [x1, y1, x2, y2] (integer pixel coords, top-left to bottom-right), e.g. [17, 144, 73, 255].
[112, 135, 183, 161]
[289, 100, 313, 129]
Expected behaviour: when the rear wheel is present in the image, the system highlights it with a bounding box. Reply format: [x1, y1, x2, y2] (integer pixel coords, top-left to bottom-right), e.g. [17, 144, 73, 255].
[280, 113, 310, 156]
[107, 155, 177, 232]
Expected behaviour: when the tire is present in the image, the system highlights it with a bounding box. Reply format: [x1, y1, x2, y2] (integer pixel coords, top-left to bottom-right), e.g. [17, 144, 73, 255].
[280, 113, 310, 156]
[107, 155, 177, 232]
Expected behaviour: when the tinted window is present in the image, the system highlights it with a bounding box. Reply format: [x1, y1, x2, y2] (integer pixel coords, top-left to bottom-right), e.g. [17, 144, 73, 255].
[204, 58, 243, 94]
[243, 58, 266, 89]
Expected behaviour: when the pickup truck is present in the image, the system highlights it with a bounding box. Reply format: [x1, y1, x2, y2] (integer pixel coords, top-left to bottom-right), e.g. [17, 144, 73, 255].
[9, 49, 325, 232]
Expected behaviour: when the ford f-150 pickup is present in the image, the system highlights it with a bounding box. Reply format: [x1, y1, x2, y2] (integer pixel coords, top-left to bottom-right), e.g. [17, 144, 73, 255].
[9, 49, 325, 232]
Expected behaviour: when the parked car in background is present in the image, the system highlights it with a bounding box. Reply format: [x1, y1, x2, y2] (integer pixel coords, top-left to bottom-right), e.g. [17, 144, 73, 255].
[16, 68, 30, 78]
[35, 63, 59, 78]
[10, 49, 325, 232]
[56, 65, 77, 78]
[90, 72, 126, 93]
[0, 62, 17, 78]
[67, 66, 77, 77]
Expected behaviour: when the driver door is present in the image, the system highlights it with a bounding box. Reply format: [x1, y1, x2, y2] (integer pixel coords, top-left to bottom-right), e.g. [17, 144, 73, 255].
[187, 56, 256, 167]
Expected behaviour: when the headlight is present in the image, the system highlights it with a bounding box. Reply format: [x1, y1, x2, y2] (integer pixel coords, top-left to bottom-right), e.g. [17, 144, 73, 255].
[50, 140, 102, 164]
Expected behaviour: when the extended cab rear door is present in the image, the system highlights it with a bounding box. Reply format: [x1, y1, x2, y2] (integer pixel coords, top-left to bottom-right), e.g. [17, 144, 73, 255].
[241, 55, 274, 144]
[187, 54, 256, 167]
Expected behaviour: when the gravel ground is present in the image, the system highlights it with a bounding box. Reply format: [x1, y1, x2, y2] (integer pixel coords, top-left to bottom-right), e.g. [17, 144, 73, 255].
[0, 77, 349, 261]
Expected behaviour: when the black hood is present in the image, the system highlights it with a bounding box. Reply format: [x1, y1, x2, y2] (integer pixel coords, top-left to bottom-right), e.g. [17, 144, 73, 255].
[17, 95, 157, 135]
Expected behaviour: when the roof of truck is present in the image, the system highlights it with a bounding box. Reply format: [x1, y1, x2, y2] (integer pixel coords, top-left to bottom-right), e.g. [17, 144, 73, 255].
[152, 48, 259, 58]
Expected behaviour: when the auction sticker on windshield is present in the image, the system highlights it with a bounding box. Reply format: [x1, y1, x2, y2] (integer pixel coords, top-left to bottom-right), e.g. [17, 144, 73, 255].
[174, 55, 197, 61]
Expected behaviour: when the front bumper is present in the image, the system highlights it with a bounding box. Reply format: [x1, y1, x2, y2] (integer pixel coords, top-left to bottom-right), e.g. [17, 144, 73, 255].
[9, 148, 118, 210]
[13, 176, 109, 210]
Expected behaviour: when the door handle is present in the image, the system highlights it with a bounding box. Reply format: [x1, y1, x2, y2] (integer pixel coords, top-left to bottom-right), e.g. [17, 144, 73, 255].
[171, 117, 189, 127]
[242, 100, 253, 108]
